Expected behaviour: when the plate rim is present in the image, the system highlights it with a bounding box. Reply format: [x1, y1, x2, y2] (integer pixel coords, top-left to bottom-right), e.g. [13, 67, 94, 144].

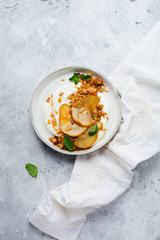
[30, 66, 121, 155]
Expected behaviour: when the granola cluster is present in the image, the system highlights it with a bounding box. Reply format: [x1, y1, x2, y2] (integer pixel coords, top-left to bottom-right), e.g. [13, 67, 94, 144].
[68, 76, 106, 106]
[49, 135, 81, 151]
[68, 75, 108, 123]
[49, 135, 64, 149]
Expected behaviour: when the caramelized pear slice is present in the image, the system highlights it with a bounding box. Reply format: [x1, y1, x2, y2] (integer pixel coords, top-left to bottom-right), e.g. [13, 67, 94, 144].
[59, 104, 87, 137]
[73, 95, 99, 110]
[74, 122, 102, 149]
[71, 95, 99, 127]
[71, 107, 93, 127]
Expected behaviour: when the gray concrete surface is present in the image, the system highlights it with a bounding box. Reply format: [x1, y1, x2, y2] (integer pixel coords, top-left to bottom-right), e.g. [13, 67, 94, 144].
[0, 0, 160, 239]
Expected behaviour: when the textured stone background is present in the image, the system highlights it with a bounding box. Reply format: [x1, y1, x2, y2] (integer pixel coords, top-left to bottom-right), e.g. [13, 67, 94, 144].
[0, 0, 160, 239]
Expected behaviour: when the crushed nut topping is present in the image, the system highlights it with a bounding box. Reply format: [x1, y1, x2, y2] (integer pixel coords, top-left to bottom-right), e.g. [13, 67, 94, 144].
[51, 99, 53, 106]
[58, 98, 62, 103]
[59, 92, 64, 97]
[46, 97, 51, 103]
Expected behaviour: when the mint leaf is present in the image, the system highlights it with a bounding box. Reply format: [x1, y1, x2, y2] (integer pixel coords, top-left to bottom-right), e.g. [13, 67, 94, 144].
[74, 78, 79, 85]
[25, 163, 38, 177]
[88, 125, 98, 136]
[79, 74, 91, 81]
[69, 73, 79, 85]
[63, 134, 75, 150]
[69, 73, 91, 85]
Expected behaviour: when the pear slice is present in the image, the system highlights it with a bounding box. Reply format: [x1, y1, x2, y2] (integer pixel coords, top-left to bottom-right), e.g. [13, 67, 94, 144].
[71, 95, 99, 127]
[73, 95, 99, 110]
[71, 107, 93, 127]
[74, 122, 102, 149]
[59, 104, 87, 137]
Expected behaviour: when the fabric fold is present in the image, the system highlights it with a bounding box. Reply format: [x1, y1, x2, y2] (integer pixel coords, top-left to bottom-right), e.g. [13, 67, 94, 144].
[30, 193, 86, 240]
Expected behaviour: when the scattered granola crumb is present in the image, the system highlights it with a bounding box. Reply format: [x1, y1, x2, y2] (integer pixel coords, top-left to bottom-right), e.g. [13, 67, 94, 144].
[46, 97, 51, 103]
[61, 79, 65, 81]
[59, 143, 64, 149]
[48, 120, 51, 124]
[53, 137, 58, 144]
[51, 99, 53, 106]
[93, 78, 103, 86]
[49, 137, 53, 142]
[59, 92, 64, 97]
[99, 88, 106, 93]
[58, 98, 62, 103]
[52, 117, 57, 127]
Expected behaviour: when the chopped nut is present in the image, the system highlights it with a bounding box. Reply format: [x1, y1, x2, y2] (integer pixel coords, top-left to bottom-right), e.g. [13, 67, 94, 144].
[49, 137, 53, 142]
[59, 92, 64, 97]
[52, 119, 57, 127]
[47, 97, 51, 103]
[58, 98, 62, 103]
[58, 137, 62, 143]
[59, 143, 64, 149]
[99, 88, 105, 93]
[53, 137, 58, 144]
[97, 104, 104, 110]
[93, 78, 103, 86]
[59, 132, 64, 137]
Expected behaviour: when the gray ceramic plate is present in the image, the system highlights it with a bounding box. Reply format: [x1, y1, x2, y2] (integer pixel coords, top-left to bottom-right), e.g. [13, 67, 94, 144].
[30, 66, 121, 155]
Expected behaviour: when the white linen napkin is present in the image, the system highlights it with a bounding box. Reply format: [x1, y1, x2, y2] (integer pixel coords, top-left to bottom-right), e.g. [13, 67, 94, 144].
[30, 22, 160, 240]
